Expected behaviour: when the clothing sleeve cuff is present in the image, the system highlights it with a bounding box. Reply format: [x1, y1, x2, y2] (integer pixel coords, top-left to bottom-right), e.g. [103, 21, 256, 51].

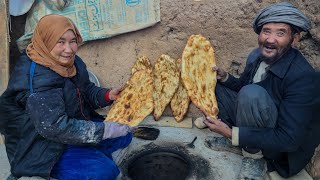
[231, 126, 239, 146]
[105, 90, 111, 102]
[220, 73, 229, 82]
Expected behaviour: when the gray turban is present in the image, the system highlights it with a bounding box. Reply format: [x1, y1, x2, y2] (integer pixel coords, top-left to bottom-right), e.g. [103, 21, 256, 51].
[253, 2, 311, 34]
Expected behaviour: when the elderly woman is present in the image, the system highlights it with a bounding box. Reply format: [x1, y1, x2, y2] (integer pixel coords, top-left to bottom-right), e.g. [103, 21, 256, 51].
[0, 14, 131, 179]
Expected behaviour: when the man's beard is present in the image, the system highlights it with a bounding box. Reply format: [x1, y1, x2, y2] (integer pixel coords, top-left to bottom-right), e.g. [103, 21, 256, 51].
[259, 43, 292, 64]
[259, 37, 293, 64]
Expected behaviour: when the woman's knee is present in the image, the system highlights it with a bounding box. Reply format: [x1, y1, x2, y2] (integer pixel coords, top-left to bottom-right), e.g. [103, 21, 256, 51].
[98, 159, 120, 179]
[79, 158, 119, 180]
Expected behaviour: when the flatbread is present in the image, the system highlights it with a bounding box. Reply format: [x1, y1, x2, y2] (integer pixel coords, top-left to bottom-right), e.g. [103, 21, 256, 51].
[106, 70, 153, 127]
[170, 58, 190, 122]
[181, 34, 219, 118]
[131, 56, 152, 74]
[153, 54, 179, 120]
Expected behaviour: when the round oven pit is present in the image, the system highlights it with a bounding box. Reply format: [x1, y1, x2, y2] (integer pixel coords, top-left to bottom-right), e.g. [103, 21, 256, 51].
[118, 143, 211, 180]
[127, 151, 190, 180]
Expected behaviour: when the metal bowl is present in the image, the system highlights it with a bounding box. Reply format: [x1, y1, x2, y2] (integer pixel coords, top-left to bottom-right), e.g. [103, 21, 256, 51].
[88, 70, 100, 87]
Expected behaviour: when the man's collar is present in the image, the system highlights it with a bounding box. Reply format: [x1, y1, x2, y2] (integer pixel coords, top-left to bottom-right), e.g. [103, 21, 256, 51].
[265, 47, 296, 78]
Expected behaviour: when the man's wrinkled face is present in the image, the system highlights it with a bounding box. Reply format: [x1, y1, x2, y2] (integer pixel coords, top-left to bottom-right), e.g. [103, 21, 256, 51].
[258, 23, 293, 64]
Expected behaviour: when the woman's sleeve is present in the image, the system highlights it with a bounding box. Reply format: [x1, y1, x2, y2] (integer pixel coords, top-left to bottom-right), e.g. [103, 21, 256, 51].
[26, 88, 105, 145]
[73, 57, 113, 109]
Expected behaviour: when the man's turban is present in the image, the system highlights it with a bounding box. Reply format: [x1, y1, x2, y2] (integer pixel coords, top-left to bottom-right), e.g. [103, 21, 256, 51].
[253, 2, 311, 34]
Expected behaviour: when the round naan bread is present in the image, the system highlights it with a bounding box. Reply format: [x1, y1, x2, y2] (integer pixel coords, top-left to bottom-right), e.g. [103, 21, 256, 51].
[106, 70, 154, 127]
[181, 34, 219, 118]
[170, 58, 190, 122]
[153, 54, 179, 120]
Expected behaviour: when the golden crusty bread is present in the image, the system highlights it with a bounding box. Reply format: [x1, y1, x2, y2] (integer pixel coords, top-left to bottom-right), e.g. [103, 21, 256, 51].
[131, 56, 152, 74]
[106, 70, 154, 127]
[153, 54, 180, 120]
[170, 58, 190, 122]
[181, 34, 219, 118]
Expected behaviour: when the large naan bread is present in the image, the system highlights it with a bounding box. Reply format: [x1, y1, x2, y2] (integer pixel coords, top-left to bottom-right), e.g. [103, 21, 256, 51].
[170, 58, 190, 122]
[181, 34, 219, 118]
[131, 56, 152, 74]
[106, 70, 153, 126]
[153, 54, 179, 120]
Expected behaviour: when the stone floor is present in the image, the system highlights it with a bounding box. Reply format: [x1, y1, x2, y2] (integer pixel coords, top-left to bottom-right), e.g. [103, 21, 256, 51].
[114, 126, 244, 180]
[0, 126, 245, 180]
[0, 126, 313, 179]
[0, 145, 10, 179]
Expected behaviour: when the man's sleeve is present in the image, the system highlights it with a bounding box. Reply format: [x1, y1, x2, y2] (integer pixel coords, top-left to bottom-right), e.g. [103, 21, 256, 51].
[220, 49, 258, 91]
[231, 127, 239, 146]
[221, 64, 252, 92]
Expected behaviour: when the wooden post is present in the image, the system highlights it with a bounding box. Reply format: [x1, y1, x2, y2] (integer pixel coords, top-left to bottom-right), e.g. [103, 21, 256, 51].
[0, 0, 9, 144]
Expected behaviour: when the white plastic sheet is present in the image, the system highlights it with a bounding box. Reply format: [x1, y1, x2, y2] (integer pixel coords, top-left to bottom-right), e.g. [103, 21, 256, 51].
[9, 0, 35, 16]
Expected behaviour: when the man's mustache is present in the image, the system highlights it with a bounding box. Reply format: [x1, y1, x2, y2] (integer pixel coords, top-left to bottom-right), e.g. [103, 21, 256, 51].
[263, 43, 277, 49]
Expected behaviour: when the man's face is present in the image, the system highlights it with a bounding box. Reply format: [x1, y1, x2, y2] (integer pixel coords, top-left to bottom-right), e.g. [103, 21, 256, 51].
[258, 23, 293, 63]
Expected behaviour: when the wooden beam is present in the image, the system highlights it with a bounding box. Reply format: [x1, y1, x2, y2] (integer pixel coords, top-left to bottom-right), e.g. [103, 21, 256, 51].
[0, 0, 9, 144]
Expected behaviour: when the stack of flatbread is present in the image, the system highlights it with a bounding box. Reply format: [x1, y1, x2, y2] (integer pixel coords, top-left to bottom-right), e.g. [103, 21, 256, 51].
[170, 59, 190, 122]
[153, 55, 180, 120]
[131, 56, 153, 74]
[105, 57, 154, 127]
[181, 34, 219, 118]
[106, 34, 218, 126]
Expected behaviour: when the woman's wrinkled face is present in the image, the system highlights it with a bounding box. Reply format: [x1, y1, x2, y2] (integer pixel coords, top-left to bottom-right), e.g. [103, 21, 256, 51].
[50, 30, 78, 63]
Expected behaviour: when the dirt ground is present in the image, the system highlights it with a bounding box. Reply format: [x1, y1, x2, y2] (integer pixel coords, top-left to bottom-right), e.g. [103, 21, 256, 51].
[6, 0, 320, 178]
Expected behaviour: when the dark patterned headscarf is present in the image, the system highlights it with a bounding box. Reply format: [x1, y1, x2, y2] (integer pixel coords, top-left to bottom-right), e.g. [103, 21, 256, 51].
[253, 2, 311, 34]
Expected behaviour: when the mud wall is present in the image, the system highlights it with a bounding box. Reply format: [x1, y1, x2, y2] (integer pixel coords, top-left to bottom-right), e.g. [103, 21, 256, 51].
[9, 0, 320, 116]
[74, 0, 320, 117]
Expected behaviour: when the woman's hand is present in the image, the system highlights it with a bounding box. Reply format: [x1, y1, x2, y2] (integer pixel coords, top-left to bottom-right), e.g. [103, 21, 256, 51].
[103, 121, 131, 139]
[109, 87, 123, 101]
[204, 116, 232, 138]
[212, 66, 228, 81]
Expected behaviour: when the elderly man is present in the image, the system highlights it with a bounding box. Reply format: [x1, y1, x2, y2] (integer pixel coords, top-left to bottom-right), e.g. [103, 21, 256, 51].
[203, 2, 319, 179]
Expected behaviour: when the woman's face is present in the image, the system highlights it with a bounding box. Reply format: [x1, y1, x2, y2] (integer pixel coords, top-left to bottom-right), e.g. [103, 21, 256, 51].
[50, 30, 78, 63]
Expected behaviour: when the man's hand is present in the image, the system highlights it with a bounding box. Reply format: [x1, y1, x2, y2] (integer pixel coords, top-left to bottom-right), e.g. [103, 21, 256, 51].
[212, 66, 228, 81]
[109, 87, 123, 101]
[204, 116, 232, 138]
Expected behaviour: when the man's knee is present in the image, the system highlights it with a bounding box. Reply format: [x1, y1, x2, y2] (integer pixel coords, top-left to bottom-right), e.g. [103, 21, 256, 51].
[238, 84, 268, 104]
[236, 84, 277, 128]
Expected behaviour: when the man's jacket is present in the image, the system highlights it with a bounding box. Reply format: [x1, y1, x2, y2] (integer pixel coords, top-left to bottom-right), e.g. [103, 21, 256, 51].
[0, 52, 111, 178]
[222, 47, 319, 177]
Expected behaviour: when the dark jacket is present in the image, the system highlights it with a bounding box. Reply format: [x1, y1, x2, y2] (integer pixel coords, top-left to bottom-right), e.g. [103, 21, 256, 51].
[0, 52, 112, 178]
[222, 47, 319, 178]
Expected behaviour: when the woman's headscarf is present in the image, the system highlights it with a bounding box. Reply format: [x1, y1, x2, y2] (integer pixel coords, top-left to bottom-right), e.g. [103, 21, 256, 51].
[26, 14, 83, 77]
[253, 2, 311, 34]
